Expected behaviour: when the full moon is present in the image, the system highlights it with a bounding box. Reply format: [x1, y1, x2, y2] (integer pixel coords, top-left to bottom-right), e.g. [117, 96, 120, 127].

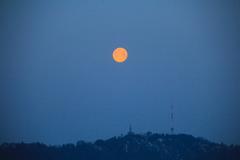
[112, 47, 128, 63]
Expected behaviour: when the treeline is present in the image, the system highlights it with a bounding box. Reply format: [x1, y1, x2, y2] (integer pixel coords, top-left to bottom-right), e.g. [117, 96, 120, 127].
[1, 133, 240, 160]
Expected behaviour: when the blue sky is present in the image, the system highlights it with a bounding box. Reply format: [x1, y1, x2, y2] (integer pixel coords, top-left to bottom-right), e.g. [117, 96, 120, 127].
[1, 0, 240, 144]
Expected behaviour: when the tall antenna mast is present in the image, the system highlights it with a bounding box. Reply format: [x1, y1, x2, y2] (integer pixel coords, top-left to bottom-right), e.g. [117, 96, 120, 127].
[170, 104, 174, 134]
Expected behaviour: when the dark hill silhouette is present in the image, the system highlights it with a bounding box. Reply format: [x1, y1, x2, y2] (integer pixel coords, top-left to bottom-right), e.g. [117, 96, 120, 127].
[1, 132, 240, 160]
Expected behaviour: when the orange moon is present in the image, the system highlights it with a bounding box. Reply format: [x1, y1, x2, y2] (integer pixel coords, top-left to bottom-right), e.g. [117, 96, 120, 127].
[112, 47, 128, 63]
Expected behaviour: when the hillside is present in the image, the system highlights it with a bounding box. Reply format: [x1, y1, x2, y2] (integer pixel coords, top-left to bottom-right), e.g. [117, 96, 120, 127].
[1, 132, 240, 160]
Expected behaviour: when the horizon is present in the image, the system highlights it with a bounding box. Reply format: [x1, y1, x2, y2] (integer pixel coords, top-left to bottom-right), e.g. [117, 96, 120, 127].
[0, 129, 238, 146]
[0, 131, 233, 146]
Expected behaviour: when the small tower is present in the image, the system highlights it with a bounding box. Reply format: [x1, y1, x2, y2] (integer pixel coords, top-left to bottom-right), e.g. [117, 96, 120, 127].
[170, 105, 174, 134]
[128, 124, 133, 135]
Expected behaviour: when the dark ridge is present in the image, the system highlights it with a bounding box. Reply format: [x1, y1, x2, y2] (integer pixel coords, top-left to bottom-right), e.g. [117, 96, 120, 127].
[1, 132, 240, 160]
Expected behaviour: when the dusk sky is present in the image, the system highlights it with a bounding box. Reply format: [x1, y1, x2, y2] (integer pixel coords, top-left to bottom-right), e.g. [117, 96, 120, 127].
[1, 0, 240, 145]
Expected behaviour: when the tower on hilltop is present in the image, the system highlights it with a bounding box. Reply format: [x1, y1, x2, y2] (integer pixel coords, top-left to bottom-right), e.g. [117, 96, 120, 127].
[128, 124, 134, 135]
[170, 104, 174, 134]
